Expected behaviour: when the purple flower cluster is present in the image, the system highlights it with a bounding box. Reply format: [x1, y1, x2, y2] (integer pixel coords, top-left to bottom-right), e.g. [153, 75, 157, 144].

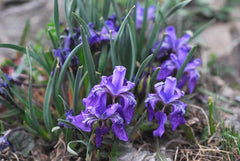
[145, 76, 187, 137]
[152, 26, 201, 93]
[66, 66, 136, 147]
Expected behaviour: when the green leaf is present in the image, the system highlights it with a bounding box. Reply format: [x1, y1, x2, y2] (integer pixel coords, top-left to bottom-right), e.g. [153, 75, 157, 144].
[73, 69, 88, 115]
[176, 46, 197, 81]
[102, 0, 111, 20]
[56, 43, 82, 96]
[80, 26, 98, 87]
[165, 0, 192, 18]
[188, 19, 216, 42]
[161, 0, 171, 14]
[98, 44, 108, 74]
[208, 97, 215, 135]
[72, 13, 91, 38]
[76, 0, 89, 22]
[19, 19, 30, 47]
[67, 140, 88, 156]
[43, 73, 54, 133]
[150, 67, 160, 87]
[111, 0, 122, 23]
[64, 0, 74, 37]
[127, 24, 136, 81]
[0, 109, 21, 119]
[54, 0, 61, 47]
[26, 48, 42, 133]
[0, 43, 26, 53]
[132, 54, 153, 91]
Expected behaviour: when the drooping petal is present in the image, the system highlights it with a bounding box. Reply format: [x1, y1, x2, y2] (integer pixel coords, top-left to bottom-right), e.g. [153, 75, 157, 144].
[147, 5, 156, 20]
[145, 93, 160, 121]
[153, 111, 167, 137]
[102, 103, 121, 119]
[69, 111, 95, 132]
[169, 101, 187, 130]
[177, 72, 189, 89]
[156, 60, 176, 80]
[111, 123, 129, 142]
[188, 69, 200, 93]
[95, 126, 109, 148]
[119, 92, 136, 124]
[184, 58, 201, 71]
[82, 85, 108, 117]
[100, 20, 118, 41]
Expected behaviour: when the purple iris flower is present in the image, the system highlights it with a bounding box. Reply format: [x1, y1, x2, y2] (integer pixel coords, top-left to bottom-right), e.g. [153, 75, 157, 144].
[67, 103, 129, 147]
[63, 66, 135, 147]
[136, 2, 156, 29]
[152, 26, 191, 59]
[83, 66, 136, 125]
[79, 23, 101, 45]
[145, 76, 187, 137]
[100, 20, 119, 41]
[156, 47, 201, 93]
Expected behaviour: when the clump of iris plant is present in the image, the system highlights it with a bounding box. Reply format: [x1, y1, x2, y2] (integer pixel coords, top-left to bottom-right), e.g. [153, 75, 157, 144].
[145, 76, 187, 137]
[64, 66, 136, 147]
[150, 26, 201, 93]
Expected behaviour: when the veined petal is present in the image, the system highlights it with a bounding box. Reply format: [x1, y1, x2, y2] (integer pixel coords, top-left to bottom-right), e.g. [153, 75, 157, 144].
[153, 111, 167, 137]
[112, 124, 129, 142]
[156, 60, 176, 80]
[95, 126, 109, 148]
[119, 92, 136, 124]
[145, 93, 160, 121]
[83, 85, 107, 117]
[188, 69, 200, 93]
[70, 112, 95, 132]
[102, 103, 121, 119]
[169, 101, 187, 130]
[185, 58, 201, 71]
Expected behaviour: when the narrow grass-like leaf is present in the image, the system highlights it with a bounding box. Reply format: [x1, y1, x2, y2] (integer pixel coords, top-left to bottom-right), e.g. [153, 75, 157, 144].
[132, 54, 153, 91]
[150, 67, 160, 87]
[165, 0, 192, 18]
[0, 43, 26, 53]
[58, 94, 70, 111]
[26, 48, 42, 132]
[64, 0, 74, 37]
[76, 0, 88, 22]
[54, 0, 61, 47]
[98, 44, 108, 74]
[0, 109, 21, 119]
[188, 19, 216, 42]
[139, 0, 149, 53]
[127, 24, 136, 81]
[56, 43, 82, 95]
[73, 67, 84, 114]
[48, 30, 57, 49]
[111, 0, 121, 23]
[67, 140, 88, 156]
[80, 26, 98, 87]
[176, 46, 197, 81]
[73, 13, 91, 38]
[129, 111, 146, 137]
[113, 5, 135, 47]
[19, 20, 30, 49]
[156, 138, 168, 161]
[160, 0, 171, 14]
[43, 73, 54, 133]
[102, 0, 110, 19]
[208, 97, 215, 135]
